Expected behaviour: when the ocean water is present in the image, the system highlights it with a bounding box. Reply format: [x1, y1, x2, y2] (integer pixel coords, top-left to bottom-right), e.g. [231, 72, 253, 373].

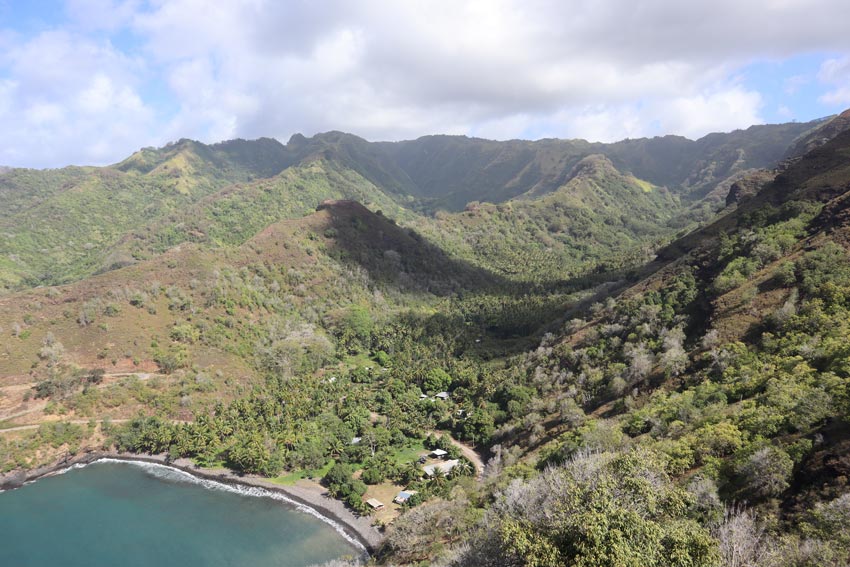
[0, 460, 361, 567]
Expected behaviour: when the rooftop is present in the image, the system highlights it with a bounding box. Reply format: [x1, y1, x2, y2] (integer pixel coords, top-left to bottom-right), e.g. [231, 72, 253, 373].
[423, 459, 459, 477]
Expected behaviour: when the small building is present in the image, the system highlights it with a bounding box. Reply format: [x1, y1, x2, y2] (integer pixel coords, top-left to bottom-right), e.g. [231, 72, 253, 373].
[366, 498, 385, 510]
[423, 459, 459, 477]
[393, 490, 417, 504]
[435, 391, 450, 400]
[429, 448, 448, 459]
[350, 436, 362, 445]
[419, 393, 428, 400]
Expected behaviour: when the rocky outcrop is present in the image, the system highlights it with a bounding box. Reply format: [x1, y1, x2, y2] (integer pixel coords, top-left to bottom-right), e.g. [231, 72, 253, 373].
[785, 109, 850, 159]
[726, 170, 776, 207]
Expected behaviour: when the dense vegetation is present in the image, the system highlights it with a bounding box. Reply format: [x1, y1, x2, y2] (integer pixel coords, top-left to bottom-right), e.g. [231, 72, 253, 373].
[0, 118, 821, 293]
[2, 112, 850, 566]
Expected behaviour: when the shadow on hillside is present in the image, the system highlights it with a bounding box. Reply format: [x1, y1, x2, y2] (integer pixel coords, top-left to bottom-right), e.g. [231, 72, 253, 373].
[316, 200, 509, 296]
[318, 199, 640, 300]
[316, 200, 647, 347]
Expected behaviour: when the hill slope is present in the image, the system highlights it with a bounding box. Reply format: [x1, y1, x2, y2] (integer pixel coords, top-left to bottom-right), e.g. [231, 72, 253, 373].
[0, 118, 824, 293]
[410, 154, 680, 283]
[413, 112, 850, 566]
[297, 119, 824, 210]
[2, 114, 850, 566]
[0, 199, 497, 428]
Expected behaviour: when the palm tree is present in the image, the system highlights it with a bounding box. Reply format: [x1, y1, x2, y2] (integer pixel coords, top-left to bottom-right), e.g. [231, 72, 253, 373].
[190, 422, 212, 451]
[429, 467, 448, 490]
[400, 461, 423, 483]
[451, 459, 474, 479]
[327, 435, 346, 458]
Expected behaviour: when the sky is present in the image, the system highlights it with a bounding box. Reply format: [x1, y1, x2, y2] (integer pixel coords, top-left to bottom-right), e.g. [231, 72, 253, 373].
[1, 0, 850, 168]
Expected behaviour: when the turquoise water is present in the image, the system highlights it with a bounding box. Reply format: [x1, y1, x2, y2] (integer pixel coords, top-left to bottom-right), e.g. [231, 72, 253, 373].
[0, 460, 361, 567]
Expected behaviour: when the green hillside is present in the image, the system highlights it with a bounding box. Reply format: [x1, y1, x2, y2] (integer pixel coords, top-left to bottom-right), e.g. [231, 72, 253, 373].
[0, 139, 294, 290]
[301, 118, 823, 211]
[3, 114, 850, 566]
[110, 159, 413, 263]
[0, 117, 825, 294]
[411, 154, 681, 284]
[419, 115, 850, 566]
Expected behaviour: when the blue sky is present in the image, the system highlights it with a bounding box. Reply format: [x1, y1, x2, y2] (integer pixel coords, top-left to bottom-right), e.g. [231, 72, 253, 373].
[1, 0, 849, 168]
[739, 53, 844, 123]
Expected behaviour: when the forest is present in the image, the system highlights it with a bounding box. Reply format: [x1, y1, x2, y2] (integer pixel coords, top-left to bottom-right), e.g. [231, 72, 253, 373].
[2, 112, 850, 566]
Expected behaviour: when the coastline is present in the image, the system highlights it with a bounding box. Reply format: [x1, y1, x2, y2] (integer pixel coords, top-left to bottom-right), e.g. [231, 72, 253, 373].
[0, 450, 384, 553]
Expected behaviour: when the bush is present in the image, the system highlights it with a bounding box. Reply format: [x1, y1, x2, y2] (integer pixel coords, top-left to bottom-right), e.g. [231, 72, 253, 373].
[361, 466, 385, 485]
[796, 242, 850, 297]
[170, 323, 200, 343]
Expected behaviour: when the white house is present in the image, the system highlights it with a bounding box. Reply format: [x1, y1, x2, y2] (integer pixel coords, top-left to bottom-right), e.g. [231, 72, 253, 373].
[423, 459, 459, 477]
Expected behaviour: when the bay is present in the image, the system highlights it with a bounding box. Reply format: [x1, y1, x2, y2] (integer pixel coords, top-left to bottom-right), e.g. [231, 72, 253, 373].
[0, 461, 360, 567]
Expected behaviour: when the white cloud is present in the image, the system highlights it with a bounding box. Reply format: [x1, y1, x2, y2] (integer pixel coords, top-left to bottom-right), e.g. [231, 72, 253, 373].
[488, 85, 763, 143]
[818, 56, 850, 105]
[0, 30, 157, 166]
[821, 88, 850, 106]
[654, 87, 765, 139]
[124, 0, 845, 145]
[2, 0, 850, 166]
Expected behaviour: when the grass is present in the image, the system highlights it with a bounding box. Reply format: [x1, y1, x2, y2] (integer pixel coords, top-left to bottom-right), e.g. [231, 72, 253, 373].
[270, 459, 336, 485]
[631, 177, 654, 193]
[342, 353, 376, 368]
[192, 458, 227, 469]
[389, 440, 426, 465]
[364, 481, 407, 520]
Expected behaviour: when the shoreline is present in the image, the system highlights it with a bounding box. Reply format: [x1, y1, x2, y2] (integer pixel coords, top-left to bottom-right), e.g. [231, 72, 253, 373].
[0, 450, 384, 553]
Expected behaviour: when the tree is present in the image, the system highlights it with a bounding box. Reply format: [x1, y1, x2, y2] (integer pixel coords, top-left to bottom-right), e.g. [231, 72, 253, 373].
[458, 408, 494, 444]
[360, 465, 384, 484]
[716, 507, 770, 567]
[338, 306, 374, 352]
[624, 343, 653, 383]
[660, 327, 688, 377]
[453, 449, 719, 567]
[737, 447, 793, 499]
[324, 463, 355, 496]
[424, 367, 452, 393]
[397, 461, 423, 484]
[451, 458, 474, 478]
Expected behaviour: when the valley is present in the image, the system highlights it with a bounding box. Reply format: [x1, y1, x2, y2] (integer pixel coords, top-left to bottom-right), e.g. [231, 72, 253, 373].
[2, 111, 850, 566]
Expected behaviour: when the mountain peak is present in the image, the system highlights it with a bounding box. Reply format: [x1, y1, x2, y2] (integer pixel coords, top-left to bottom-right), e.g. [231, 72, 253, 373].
[569, 153, 618, 177]
[315, 198, 370, 213]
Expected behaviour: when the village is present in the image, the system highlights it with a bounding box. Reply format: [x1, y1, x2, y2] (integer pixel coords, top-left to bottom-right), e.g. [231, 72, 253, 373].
[359, 440, 476, 524]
